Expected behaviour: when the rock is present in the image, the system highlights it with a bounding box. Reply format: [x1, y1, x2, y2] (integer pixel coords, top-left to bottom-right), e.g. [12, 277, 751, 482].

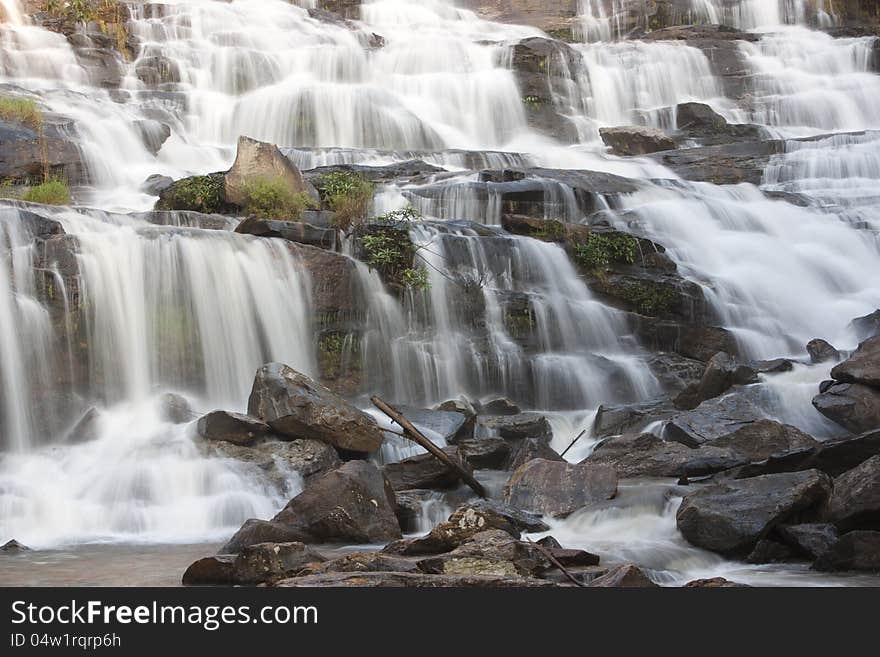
[831, 336, 880, 388]
[674, 352, 758, 410]
[182, 556, 236, 586]
[0, 115, 85, 185]
[807, 338, 841, 364]
[652, 139, 785, 186]
[417, 529, 551, 578]
[776, 524, 839, 561]
[299, 551, 420, 576]
[205, 438, 341, 488]
[1, 539, 30, 552]
[224, 136, 317, 208]
[675, 102, 765, 146]
[676, 326, 740, 362]
[221, 520, 310, 554]
[592, 399, 676, 438]
[274, 571, 554, 587]
[709, 420, 820, 462]
[664, 389, 763, 448]
[600, 126, 676, 156]
[382, 446, 473, 491]
[395, 406, 471, 443]
[481, 398, 521, 415]
[386, 500, 549, 556]
[63, 407, 101, 444]
[247, 363, 384, 453]
[676, 470, 832, 556]
[133, 119, 171, 156]
[813, 531, 880, 572]
[474, 413, 553, 443]
[235, 216, 335, 250]
[456, 437, 511, 470]
[583, 433, 747, 478]
[683, 577, 747, 587]
[504, 459, 618, 518]
[647, 352, 707, 395]
[196, 411, 269, 446]
[589, 564, 658, 588]
[826, 455, 880, 531]
[506, 437, 564, 471]
[812, 382, 880, 434]
[140, 174, 174, 196]
[746, 539, 795, 564]
[158, 392, 192, 424]
[154, 173, 232, 214]
[230, 542, 326, 585]
[437, 398, 477, 417]
[851, 310, 880, 341]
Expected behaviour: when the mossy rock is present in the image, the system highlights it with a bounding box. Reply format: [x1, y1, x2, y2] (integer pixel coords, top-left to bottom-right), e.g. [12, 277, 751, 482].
[154, 173, 234, 214]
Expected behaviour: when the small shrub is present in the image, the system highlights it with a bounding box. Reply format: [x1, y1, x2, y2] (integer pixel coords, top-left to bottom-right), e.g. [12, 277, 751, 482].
[23, 180, 71, 206]
[621, 281, 676, 316]
[0, 96, 42, 130]
[401, 267, 430, 291]
[575, 232, 638, 270]
[241, 177, 316, 220]
[154, 174, 226, 214]
[318, 172, 374, 234]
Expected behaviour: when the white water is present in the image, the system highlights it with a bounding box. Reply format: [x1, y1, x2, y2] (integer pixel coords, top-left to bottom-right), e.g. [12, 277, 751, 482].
[0, 0, 877, 584]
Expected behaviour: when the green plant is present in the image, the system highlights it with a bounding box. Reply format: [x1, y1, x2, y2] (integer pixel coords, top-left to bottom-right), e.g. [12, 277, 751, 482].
[0, 96, 42, 129]
[318, 172, 374, 234]
[401, 267, 430, 291]
[22, 179, 71, 206]
[620, 281, 676, 316]
[154, 174, 226, 214]
[533, 219, 565, 241]
[358, 225, 430, 291]
[575, 232, 638, 270]
[241, 176, 316, 220]
[373, 206, 423, 225]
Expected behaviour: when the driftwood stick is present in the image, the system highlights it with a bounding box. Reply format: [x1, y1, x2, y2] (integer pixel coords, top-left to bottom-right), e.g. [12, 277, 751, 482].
[371, 395, 486, 498]
[526, 538, 587, 588]
[560, 429, 587, 459]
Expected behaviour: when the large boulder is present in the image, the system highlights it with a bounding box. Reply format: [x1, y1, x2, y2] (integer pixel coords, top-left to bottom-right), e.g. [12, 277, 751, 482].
[674, 102, 764, 146]
[224, 461, 400, 551]
[196, 411, 269, 446]
[224, 136, 317, 208]
[583, 433, 747, 478]
[826, 455, 880, 531]
[812, 382, 880, 434]
[807, 338, 840, 364]
[851, 310, 880, 341]
[204, 437, 341, 489]
[183, 542, 326, 586]
[382, 447, 473, 491]
[813, 531, 880, 572]
[247, 363, 384, 452]
[0, 115, 85, 185]
[673, 352, 757, 410]
[235, 216, 335, 250]
[599, 126, 676, 156]
[831, 336, 880, 388]
[416, 529, 552, 578]
[708, 420, 820, 462]
[664, 389, 763, 448]
[776, 524, 839, 561]
[588, 564, 658, 588]
[676, 470, 832, 556]
[473, 413, 553, 442]
[274, 571, 554, 587]
[504, 459, 618, 517]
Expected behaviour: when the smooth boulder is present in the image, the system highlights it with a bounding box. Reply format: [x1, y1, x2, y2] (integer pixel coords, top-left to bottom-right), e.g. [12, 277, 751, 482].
[826, 455, 880, 531]
[224, 136, 317, 208]
[196, 410, 269, 446]
[248, 363, 384, 452]
[599, 125, 676, 156]
[504, 459, 618, 518]
[812, 382, 880, 434]
[813, 531, 880, 571]
[831, 336, 880, 388]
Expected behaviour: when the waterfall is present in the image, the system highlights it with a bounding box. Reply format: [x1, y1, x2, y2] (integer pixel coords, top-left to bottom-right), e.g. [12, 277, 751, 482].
[0, 0, 25, 26]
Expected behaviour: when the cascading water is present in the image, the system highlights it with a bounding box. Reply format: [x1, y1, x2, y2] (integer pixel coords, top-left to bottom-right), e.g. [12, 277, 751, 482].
[0, 0, 878, 584]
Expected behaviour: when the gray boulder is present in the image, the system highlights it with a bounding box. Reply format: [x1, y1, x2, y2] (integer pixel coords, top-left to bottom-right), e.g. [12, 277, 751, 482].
[831, 336, 880, 388]
[196, 410, 269, 446]
[599, 125, 676, 156]
[224, 136, 317, 208]
[826, 455, 880, 531]
[504, 459, 618, 517]
[812, 382, 880, 434]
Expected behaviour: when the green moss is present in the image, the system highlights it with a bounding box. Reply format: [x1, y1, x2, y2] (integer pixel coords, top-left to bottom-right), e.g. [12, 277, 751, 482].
[522, 95, 543, 108]
[23, 180, 71, 206]
[504, 308, 534, 336]
[317, 332, 361, 380]
[575, 232, 638, 271]
[0, 96, 42, 129]
[358, 220, 430, 291]
[401, 266, 430, 291]
[533, 219, 565, 241]
[620, 281, 676, 316]
[316, 171, 374, 234]
[154, 174, 226, 214]
[240, 176, 316, 220]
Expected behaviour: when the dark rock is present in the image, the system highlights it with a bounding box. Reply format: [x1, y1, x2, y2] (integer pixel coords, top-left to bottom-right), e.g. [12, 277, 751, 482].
[652, 139, 785, 186]
[674, 352, 758, 410]
[274, 571, 554, 587]
[298, 551, 419, 576]
[382, 447, 473, 491]
[158, 393, 192, 424]
[0, 115, 85, 185]
[221, 520, 310, 554]
[676, 470, 832, 556]
[807, 338, 841, 364]
[850, 310, 880, 341]
[205, 438, 341, 488]
[593, 399, 676, 438]
[457, 437, 511, 470]
[196, 411, 269, 446]
[416, 529, 550, 578]
[813, 531, 880, 572]
[831, 336, 880, 388]
[683, 577, 748, 587]
[140, 174, 174, 196]
[826, 455, 880, 531]
[248, 363, 384, 453]
[647, 352, 707, 396]
[812, 382, 880, 434]
[675, 326, 740, 362]
[154, 173, 233, 214]
[588, 564, 658, 588]
[675, 102, 765, 146]
[475, 413, 553, 442]
[182, 556, 236, 586]
[600, 126, 676, 156]
[393, 490, 448, 534]
[506, 437, 564, 471]
[776, 524, 839, 560]
[664, 389, 763, 448]
[504, 459, 618, 517]
[395, 406, 470, 443]
[235, 216, 335, 250]
[583, 433, 747, 478]
[1, 539, 30, 552]
[709, 420, 820, 462]
[230, 542, 326, 585]
[746, 539, 795, 564]
[481, 398, 521, 416]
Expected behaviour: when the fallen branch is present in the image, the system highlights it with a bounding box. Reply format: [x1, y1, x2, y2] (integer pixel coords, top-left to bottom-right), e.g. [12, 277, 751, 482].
[526, 538, 587, 588]
[371, 395, 486, 498]
[560, 429, 587, 459]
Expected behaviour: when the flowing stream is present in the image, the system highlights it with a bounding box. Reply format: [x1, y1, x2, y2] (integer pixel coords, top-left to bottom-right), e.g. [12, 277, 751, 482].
[0, 0, 878, 585]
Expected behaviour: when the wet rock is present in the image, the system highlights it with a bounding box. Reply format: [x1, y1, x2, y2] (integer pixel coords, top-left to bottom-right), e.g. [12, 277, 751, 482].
[673, 352, 758, 410]
[583, 433, 747, 478]
[1, 539, 30, 553]
[683, 577, 747, 588]
[504, 459, 618, 518]
[437, 397, 478, 417]
[135, 55, 181, 88]
[457, 437, 511, 470]
[396, 406, 471, 443]
[674, 102, 765, 146]
[600, 125, 676, 156]
[141, 174, 174, 196]
[248, 363, 384, 453]
[133, 119, 171, 156]
[481, 398, 521, 416]
[850, 310, 880, 341]
[382, 446, 473, 491]
[63, 407, 101, 444]
[647, 352, 707, 396]
[506, 437, 564, 471]
[831, 336, 880, 388]
[826, 455, 880, 531]
[593, 399, 676, 438]
[181, 556, 236, 586]
[0, 115, 85, 185]
[393, 490, 447, 534]
[417, 530, 550, 578]
[229, 542, 326, 585]
[589, 564, 658, 588]
[386, 500, 549, 556]
[154, 173, 233, 214]
[807, 338, 841, 364]
[474, 413, 553, 443]
[205, 437, 341, 488]
[676, 470, 832, 556]
[196, 411, 269, 446]
[158, 392, 193, 424]
[274, 571, 554, 587]
[776, 524, 839, 561]
[664, 388, 765, 448]
[225, 136, 318, 208]
[813, 531, 880, 572]
[235, 216, 335, 250]
[746, 539, 796, 564]
[652, 139, 785, 186]
[709, 420, 820, 462]
[298, 551, 420, 576]
[812, 382, 880, 434]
